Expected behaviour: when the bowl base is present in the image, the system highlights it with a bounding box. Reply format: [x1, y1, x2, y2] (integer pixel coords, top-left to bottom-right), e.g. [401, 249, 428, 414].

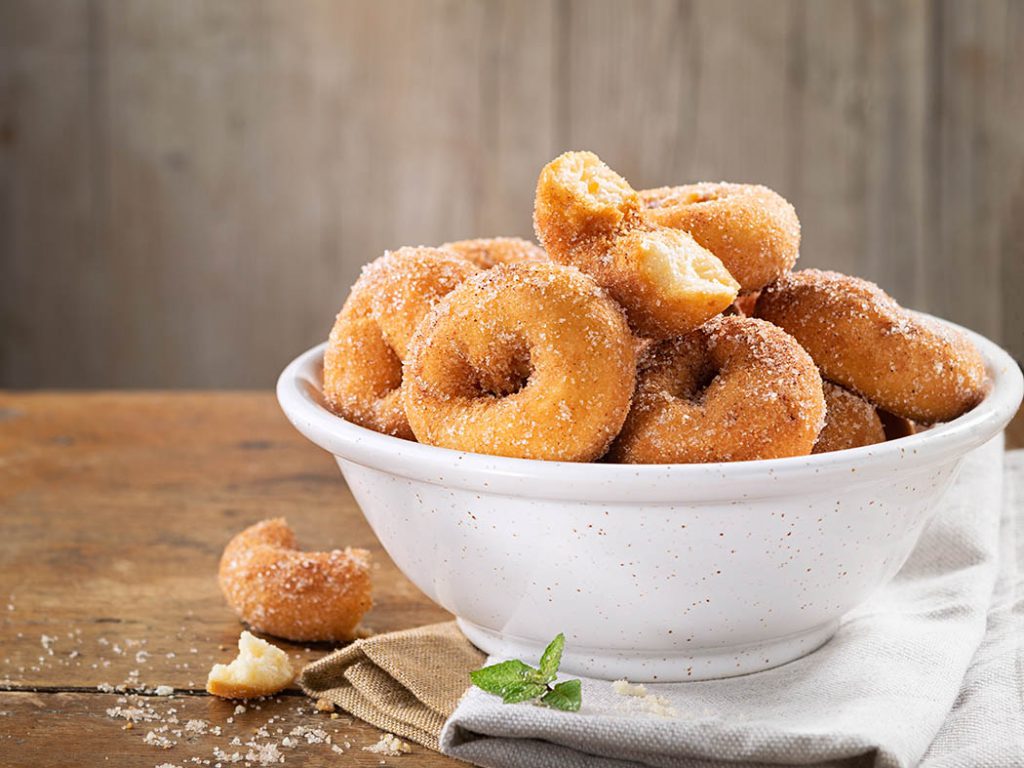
[457, 618, 840, 683]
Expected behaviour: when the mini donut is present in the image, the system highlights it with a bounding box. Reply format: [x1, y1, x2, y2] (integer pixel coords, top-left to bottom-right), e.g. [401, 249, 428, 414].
[608, 316, 825, 463]
[219, 518, 372, 643]
[402, 261, 637, 461]
[755, 269, 987, 423]
[441, 236, 546, 269]
[640, 183, 800, 293]
[323, 247, 480, 437]
[813, 381, 885, 454]
[534, 151, 739, 339]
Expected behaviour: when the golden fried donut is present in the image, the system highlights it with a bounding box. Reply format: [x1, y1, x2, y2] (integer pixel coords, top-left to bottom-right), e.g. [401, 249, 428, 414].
[640, 183, 800, 293]
[755, 269, 987, 423]
[441, 237, 546, 269]
[813, 381, 885, 454]
[219, 518, 372, 642]
[323, 247, 479, 437]
[534, 151, 739, 339]
[402, 262, 637, 461]
[608, 316, 825, 463]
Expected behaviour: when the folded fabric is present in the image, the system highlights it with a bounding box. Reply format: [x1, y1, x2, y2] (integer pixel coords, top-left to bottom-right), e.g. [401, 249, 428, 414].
[299, 621, 484, 751]
[303, 438, 1022, 768]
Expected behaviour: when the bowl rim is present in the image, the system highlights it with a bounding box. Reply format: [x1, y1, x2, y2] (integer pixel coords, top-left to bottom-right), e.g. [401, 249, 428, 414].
[277, 315, 1022, 502]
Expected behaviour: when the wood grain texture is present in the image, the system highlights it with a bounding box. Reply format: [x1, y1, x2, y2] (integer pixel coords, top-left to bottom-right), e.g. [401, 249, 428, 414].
[0, 691, 453, 767]
[0, 391, 457, 764]
[1, 0, 1021, 388]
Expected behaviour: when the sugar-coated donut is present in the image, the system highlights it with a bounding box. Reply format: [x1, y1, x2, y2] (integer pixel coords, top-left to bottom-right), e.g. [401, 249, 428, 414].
[402, 262, 637, 461]
[219, 518, 372, 643]
[441, 237, 546, 269]
[813, 381, 885, 454]
[755, 269, 987, 423]
[323, 247, 480, 438]
[640, 183, 800, 293]
[609, 316, 825, 463]
[534, 151, 739, 339]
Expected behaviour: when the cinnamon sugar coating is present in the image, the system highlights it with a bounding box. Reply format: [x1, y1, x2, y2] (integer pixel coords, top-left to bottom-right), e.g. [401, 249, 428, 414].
[641, 183, 800, 293]
[534, 151, 738, 339]
[441, 236, 546, 269]
[218, 518, 372, 643]
[755, 269, 987, 423]
[323, 247, 479, 438]
[813, 381, 886, 454]
[609, 316, 825, 463]
[402, 262, 637, 461]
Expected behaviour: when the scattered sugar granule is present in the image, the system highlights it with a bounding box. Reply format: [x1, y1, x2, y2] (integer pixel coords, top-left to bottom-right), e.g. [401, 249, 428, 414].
[233, 704, 246, 716]
[611, 679, 677, 718]
[143, 730, 175, 749]
[363, 733, 411, 756]
[40, 635, 56, 655]
[154, 685, 174, 696]
[611, 679, 647, 697]
[244, 743, 283, 765]
[97, 683, 116, 693]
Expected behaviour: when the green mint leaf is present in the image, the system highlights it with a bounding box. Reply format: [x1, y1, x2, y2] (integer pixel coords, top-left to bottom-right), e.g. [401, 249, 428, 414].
[470, 659, 537, 695]
[540, 678, 581, 712]
[537, 633, 565, 683]
[500, 681, 549, 704]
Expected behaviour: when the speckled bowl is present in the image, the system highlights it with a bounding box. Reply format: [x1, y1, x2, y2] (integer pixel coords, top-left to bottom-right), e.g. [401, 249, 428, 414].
[277, 318, 1021, 682]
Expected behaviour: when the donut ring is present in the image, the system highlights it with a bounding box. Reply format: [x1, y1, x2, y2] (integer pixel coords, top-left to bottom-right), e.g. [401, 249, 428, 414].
[640, 183, 800, 293]
[323, 247, 479, 437]
[608, 316, 825, 463]
[755, 269, 987, 423]
[813, 381, 885, 454]
[441, 237, 546, 269]
[402, 262, 637, 461]
[219, 518, 373, 642]
[534, 151, 739, 339]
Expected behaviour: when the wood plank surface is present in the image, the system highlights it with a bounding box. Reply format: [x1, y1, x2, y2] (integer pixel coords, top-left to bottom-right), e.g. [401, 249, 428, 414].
[0, 391, 456, 765]
[1, 0, 1022, 389]
[0, 691, 451, 767]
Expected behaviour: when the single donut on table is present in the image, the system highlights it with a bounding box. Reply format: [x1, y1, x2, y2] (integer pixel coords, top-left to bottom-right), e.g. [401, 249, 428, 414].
[640, 183, 800, 293]
[441, 236, 546, 269]
[534, 151, 739, 339]
[323, 247, 479, 438]
[755, 269, 987, 423]
[402, 261, 637, 462]
[218, 518, 372, 643]
[608, 316, 825, 463]
[813, 381, 886, 454]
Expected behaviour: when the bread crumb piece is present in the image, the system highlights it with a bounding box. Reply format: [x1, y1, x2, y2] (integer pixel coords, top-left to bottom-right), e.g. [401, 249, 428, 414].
[206, 631, 294, 699]
[315, 697, 335, 712]
[363, 733, 411, 756]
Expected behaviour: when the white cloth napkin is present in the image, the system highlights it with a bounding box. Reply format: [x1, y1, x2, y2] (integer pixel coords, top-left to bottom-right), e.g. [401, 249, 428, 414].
[440, 437, 1023, 768]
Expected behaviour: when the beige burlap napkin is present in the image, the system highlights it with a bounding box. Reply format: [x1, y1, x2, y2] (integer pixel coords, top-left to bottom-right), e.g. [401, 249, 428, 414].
[298, 621, 483, 751]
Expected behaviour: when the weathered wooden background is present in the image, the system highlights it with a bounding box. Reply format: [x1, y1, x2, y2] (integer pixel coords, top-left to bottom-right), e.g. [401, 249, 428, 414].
[1, 0, 1022, 388]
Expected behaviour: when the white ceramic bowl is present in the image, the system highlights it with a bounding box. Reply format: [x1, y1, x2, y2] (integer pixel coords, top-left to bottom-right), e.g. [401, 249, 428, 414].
[277, 318, 1021, 682]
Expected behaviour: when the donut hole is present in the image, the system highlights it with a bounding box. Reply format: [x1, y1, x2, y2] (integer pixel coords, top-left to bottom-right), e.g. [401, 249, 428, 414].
[467, 342, 533, 399]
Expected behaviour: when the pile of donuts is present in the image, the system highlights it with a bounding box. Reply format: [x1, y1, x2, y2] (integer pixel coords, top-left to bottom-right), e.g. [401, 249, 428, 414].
[323, 151, 987, 464]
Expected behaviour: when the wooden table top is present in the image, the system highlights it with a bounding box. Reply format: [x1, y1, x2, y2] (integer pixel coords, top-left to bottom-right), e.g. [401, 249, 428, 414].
[1, 392, 1021, 767]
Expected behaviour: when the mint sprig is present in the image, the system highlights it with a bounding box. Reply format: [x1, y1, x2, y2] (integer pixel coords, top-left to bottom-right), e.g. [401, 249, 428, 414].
[469, 633, 582, 712]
